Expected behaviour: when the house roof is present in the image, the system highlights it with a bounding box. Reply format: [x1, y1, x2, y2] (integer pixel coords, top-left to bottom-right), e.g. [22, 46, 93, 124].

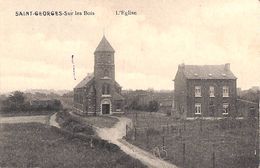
[94, 36, 115, 53]
[114, 92, 125, 100]
[179, 64, 237, 80]
[74, 73, 94, 89]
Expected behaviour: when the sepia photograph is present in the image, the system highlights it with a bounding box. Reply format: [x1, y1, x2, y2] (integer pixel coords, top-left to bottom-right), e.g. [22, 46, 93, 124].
[0, 0, 259, 167]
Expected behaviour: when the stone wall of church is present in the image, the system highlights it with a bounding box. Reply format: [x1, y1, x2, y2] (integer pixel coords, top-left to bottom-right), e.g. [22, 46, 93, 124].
[94, 52, 115, 80]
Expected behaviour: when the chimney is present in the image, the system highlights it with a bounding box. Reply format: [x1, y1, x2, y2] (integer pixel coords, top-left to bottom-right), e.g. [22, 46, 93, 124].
[179, 63, 185, 70]
[224, 63, 230, 71]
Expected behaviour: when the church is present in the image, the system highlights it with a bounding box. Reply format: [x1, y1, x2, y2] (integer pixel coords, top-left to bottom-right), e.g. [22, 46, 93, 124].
[73, 36, 125, 115]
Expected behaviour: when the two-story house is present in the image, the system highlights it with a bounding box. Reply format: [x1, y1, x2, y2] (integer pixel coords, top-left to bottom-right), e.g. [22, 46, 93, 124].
[173, 63, 237, 119]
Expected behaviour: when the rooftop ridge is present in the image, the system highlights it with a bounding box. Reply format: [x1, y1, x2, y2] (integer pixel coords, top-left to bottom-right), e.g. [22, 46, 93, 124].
[94, 35, 115, 53]
[178, 64, 237, 80]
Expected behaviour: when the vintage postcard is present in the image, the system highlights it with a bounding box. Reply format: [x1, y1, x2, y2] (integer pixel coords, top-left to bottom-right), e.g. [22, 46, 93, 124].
[0, 0, 259, 168]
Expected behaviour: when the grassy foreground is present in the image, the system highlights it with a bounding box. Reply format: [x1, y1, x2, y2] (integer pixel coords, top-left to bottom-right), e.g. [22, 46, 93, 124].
[125, 111, 258, 168]
[0, 123, 146, 168]
[82, 115, 119, 128]
[0, 110, 55, 117]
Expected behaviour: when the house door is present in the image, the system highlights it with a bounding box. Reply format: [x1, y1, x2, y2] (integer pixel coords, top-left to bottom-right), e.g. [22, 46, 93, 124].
[102, 104, 110, 114]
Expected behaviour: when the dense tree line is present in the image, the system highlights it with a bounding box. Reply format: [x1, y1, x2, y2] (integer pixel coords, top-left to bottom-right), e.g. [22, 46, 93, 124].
[128, 99, 159, 112]
[1, 91, 62, 113]
[238, 89, 259, 103]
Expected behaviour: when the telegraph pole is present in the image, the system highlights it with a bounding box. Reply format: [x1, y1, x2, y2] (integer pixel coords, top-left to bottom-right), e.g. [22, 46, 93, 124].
[257, 90, 260, 167]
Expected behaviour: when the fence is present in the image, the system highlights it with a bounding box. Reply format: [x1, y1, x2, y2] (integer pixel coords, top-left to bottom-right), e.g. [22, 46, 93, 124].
[125, 117, 258, 168]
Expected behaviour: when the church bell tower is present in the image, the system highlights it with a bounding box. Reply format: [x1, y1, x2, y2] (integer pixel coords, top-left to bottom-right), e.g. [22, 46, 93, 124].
[94, 36, 115, 80]
[94, 36, 115, 114]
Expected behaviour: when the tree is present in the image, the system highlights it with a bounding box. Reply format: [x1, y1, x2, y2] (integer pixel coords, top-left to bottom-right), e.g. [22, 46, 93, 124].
[130, 99, 139, 110]
[10, 91, 25, 104]
[148, 100, 159, 112]
[239, 89, 258, 103]
[2, 91, 26, 112]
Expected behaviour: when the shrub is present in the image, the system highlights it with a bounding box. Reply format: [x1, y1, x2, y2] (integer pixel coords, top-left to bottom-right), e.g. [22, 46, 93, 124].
[146, 127, 160, 136]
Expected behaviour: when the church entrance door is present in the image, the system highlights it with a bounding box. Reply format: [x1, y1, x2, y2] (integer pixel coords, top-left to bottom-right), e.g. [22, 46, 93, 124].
[102, 104, 110, 114]
[101, 99, 111, 115]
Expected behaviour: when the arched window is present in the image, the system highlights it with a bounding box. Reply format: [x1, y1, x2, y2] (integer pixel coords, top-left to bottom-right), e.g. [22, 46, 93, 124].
[102, 84, 110, 95]
[107, 84, 110, 94]
[104, 69, 109, 77]
[102, 84, 106, 94]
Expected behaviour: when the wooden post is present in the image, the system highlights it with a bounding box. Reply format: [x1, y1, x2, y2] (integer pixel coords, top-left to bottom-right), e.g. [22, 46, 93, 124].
[184, 120, 186, 131]
[162, 136, 165, 147]
[183, 142, 185, 167]
[167, 122, 169, 134]
[212, 151, 215, 168]
[146, 128, 149, 148]
[126, 124, 128, 139]
[134, 127, 137, 140]
[256, 97, 260, 167]
[135, 112, 138, 124]
[132, 157, 135, 168]
[163, 126, 165, 135]
[208, 127, 210, 142]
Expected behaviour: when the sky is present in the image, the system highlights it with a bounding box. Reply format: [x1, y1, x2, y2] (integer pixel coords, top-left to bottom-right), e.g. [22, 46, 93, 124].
[0, 0, 260, 93]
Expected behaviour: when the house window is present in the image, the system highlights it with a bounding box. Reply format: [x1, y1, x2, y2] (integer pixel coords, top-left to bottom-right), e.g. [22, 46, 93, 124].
[223, 86, 229, 97]
[223, 103, 229, 115]
[195, 86, 201, 97]
[102, 84, 110, 95]
[195, 103, 201, 114]
[209, 86, 215, 97]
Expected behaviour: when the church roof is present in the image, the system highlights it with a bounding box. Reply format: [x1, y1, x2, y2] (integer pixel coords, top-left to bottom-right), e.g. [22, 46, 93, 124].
[94, 36, 115, 53]
[114, 92, 125, 100]
[177, 64, 237, 80]
[74, 73, 94, 89]
[115, 81, 122, 88]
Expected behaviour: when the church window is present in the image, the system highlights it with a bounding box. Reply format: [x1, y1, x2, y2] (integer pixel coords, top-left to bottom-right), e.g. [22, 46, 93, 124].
[107, 85, 110, 94]
[104, 69, 109, 77]
[102, 84, 110, 95]
[102, 85, 106, 94]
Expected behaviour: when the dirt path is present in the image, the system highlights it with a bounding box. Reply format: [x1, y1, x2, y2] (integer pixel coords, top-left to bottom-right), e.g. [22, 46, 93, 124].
[0, 113, 177, 167]
[0, 115, 49, 124]
[96, 117, 178, 168]
[49, 113, 60, 128]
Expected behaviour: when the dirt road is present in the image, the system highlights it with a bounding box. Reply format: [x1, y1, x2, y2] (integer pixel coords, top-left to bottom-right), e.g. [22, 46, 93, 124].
[0, 113, 177, 167]
[96, 117, 178, 168]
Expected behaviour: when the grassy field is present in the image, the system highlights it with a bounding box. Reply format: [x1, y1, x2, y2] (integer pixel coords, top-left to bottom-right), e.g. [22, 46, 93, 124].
[125, 111, 258, 168]
[0, 123, 146, 168]
[82, 116, 119, 128]
[0, 110, 55, 117]
[57, 111, 119, 130]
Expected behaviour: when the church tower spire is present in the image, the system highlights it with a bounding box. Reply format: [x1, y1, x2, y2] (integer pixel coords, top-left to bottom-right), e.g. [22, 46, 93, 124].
[94, 35, 115, 53]
[94, 35, 115, 80]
